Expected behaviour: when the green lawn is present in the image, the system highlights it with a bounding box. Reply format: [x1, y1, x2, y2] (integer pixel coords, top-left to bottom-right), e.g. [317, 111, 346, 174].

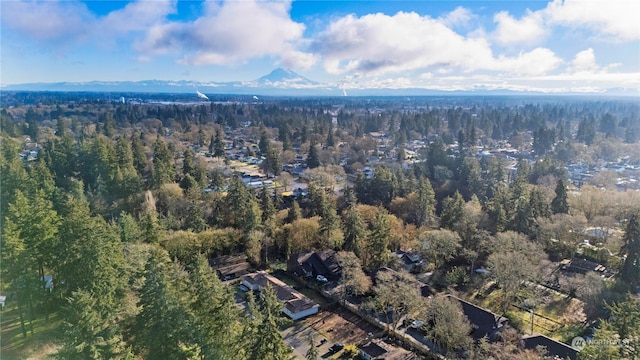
[1, 305, 63, 360]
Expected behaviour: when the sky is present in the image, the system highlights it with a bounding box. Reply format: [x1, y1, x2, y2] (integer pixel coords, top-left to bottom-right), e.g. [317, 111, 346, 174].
[1, 0, 639, 93]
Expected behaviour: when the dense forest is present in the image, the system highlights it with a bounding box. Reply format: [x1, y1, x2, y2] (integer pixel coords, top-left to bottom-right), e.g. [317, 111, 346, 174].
[1, 93, 639, 360]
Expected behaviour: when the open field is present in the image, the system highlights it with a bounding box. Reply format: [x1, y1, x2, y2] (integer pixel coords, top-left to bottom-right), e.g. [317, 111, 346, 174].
[469, 281, 586, 341]
[1, 305, 62, 360]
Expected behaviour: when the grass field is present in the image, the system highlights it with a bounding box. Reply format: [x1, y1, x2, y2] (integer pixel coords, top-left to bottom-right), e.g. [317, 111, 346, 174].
[0, 305, 62, 360]
[469, 282, 586, 341]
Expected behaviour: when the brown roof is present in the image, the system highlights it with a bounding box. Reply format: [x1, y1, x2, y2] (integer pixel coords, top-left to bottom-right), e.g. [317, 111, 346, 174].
[209, 254, 248, 269]
[242, 271, 318, 314]
[359, 341, 388, 358]
[216, 262, 250, 276]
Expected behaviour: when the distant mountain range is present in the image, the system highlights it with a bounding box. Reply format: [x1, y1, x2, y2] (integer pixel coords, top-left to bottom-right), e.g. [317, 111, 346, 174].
[2, 68, 638, 97]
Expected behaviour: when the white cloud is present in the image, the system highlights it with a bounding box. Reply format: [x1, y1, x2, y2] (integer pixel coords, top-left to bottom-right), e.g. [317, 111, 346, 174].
[440, 6, 474, 27]
[312, 11, 561, 76]
[0, 0, 176, 46]
[2, 0, 312, 68]
[493, 48, 563, 75]
[544, 0, 640, 41]
[139, 0, 311, 66]
[313, 12, 491, 75]
[342, 69, 640, 93]
[493, 10, 546, 45]
[569, 48, 599, 73]
[0, 0, 94, 43]
[281, 49, 318, 69]
[100, 0, 176, 33]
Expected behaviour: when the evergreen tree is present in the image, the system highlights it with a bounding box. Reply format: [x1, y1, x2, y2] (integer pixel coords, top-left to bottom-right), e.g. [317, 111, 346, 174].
[262, 144, 281, 177]
[416, 178, 436, 227]
[185, 203, 206, 232]
[342, 203, 366, 256]
[225, 177, 261, 232]
[305, 336, 319, 360]
[57, 290, 129, 360]
[151, 136, 174, 188]
[326, 129, 336, 147]
[24, 107, 40, 141]
[246, 285, 292, 360]
[440, 191, 465, 230]
[190, 256, 243, 360]
[213, 129, 226, 157]
[0, 137, 29, 213]
[117, 211, 142, 243]
[307, 143, 320, 169]
[259, 128, 270, 155]
[510, 190, 535, 235]
[56, 116, 67, 137]
[620, 213, 640, 285]
[260, 187, 276, 224]
[182, 148, 196, 177]
[368, 166, 398, 206]
[529, 187, 551, 219]
[135, 250, 194, 360]
[318, 192, 343, 249]
[130, 132, 147, 176]
[286, 200, 301, 223]
[551, 179, 569, 214]
[209, 134, 216, 154]
[55, 196, 127, 313]
[2, 189, 60, 336]
[367, 207, 391, 269]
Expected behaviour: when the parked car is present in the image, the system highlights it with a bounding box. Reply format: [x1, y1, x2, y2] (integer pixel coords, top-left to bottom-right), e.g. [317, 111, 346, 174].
[329, 343, 344, 352]
[316, 275, 328, 283]
[410, 320, 424, 329]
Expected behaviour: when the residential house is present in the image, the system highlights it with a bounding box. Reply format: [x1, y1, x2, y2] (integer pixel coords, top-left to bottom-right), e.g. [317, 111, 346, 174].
[393, 250, 424, 273]
[560, 258, 606, 275]
[358, 339, 419, 360]
[209, 254, 251, 280]
[241, 271, 319, 320]
[447, 295, 508, 341]
[359, 341, 388, 360]
[523, 334, 578, 360]
[287, 249, 341, 281]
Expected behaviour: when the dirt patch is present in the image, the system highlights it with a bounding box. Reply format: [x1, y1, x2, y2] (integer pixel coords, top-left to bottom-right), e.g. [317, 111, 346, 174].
[302, 306, 382, 345]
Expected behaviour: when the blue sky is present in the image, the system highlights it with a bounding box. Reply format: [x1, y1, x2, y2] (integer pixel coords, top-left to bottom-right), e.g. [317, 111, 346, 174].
[1, 0, 639, 93]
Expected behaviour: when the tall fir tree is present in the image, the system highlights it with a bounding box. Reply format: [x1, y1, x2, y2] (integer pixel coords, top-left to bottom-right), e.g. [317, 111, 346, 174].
[366, 207, 391, 270]
[135, 250, 194, 360]
[246, 285, 292, 360]
[551, 179, 569, 214]
[416, 178, 436, 227]
[225, 176, 261, 232]
[151, 136, 174, 188]
[57, 290, 129, 360]
[189, 256, 243, 360]
[342, 203, 366, 257]
[620, 213, 640, 285]
[440, 191, 465, 230]
[307, 143, 320, 169]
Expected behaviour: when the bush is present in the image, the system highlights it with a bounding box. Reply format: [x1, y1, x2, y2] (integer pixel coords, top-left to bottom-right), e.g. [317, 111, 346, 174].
[504, 311, 526, 333]
[343, 344, 359, 358]
[445, 266, 470, 287]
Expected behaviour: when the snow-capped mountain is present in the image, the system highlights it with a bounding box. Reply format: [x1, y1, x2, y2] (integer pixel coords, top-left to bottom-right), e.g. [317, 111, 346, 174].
[2, 69, 637, 97]
[250, 68, 319, 87]
[1, 68, 329, 95]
